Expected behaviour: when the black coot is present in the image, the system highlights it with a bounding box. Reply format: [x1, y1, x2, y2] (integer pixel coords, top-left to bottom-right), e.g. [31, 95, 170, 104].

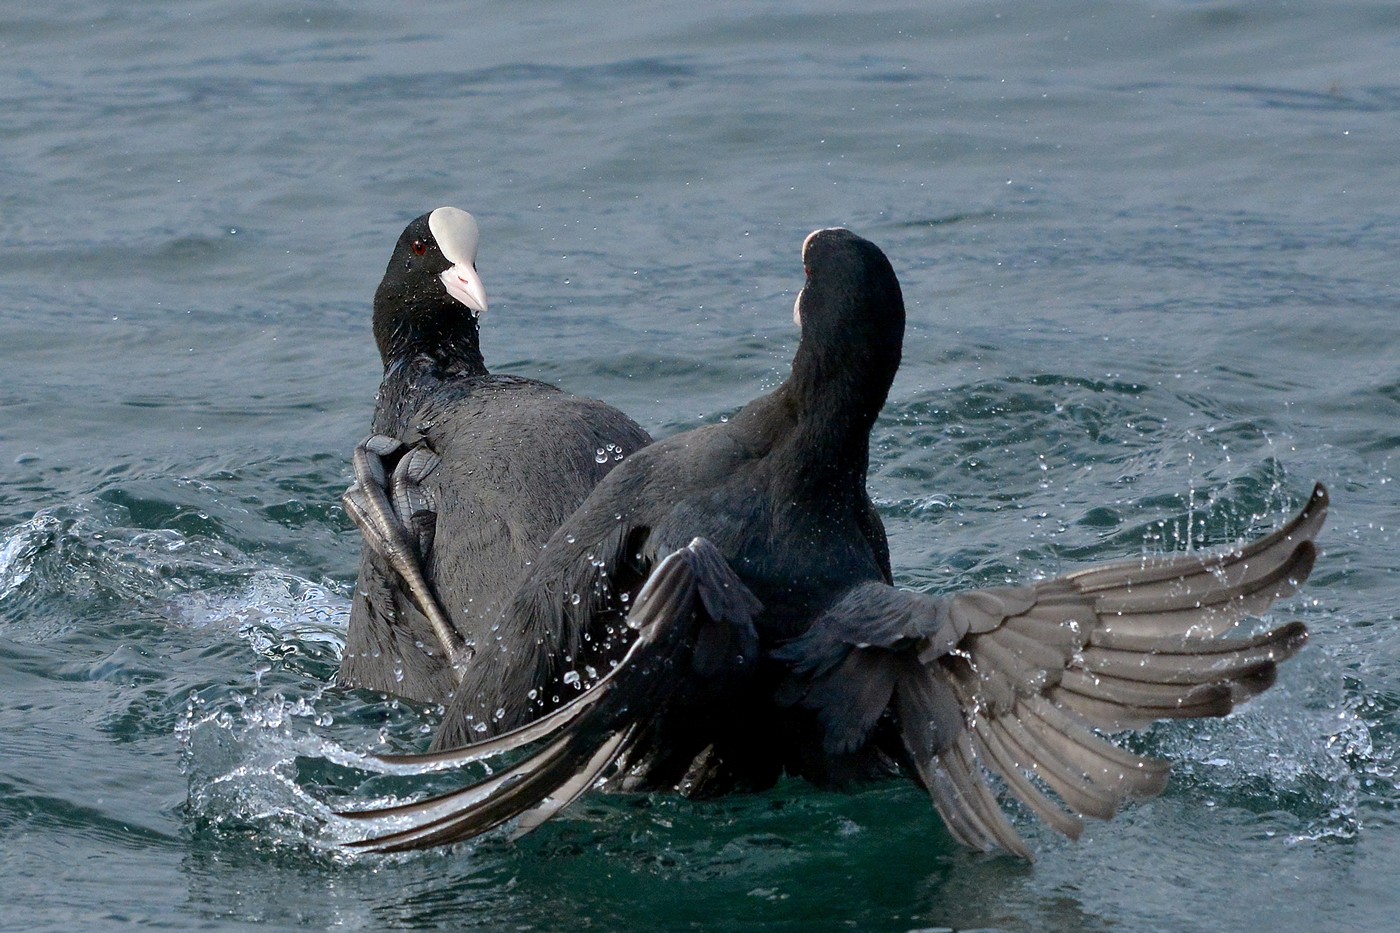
[342, 227, 1324, 859]
[340, 207, 651, 704]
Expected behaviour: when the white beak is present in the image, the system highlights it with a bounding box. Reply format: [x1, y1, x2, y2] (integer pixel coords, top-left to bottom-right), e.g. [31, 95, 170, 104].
[429, 207, 489, 315]
[440, 263, 489, 315]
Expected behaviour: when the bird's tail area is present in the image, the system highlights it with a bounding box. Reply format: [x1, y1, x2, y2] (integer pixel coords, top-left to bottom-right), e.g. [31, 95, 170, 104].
[336, 537, 760, 853]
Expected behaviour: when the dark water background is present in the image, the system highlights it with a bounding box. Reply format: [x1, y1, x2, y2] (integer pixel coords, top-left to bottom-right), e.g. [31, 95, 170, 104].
[2, 2, 1398, 930]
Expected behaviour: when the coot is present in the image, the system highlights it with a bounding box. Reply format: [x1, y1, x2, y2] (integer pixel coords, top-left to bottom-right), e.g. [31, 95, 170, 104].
[342, 227, 1324, 859]
[340, 208, 651, 704]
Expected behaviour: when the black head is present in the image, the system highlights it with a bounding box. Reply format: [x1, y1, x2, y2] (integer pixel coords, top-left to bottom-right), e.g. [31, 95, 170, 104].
[372, 207, 490, 370]
[789, 228, 905, 422]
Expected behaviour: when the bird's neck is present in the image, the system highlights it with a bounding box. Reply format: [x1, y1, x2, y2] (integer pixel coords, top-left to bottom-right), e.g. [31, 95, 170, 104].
[770, 363, 886, 499]
[779, 308, 901, 489]
[373, 293, 488, 378]
[385, 330, 487, 377]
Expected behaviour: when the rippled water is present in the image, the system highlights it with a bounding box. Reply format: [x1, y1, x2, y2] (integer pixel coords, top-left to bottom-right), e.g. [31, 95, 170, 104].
[2, 2, 1398, 930]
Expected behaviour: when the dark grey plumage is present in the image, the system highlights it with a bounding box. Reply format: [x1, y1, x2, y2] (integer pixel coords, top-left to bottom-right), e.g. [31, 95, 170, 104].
[339, 227, 1324, 860]
[340, 208, 651, 704]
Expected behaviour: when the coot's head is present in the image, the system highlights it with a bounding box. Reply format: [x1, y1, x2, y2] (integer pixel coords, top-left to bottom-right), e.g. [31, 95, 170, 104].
[790, 228, 905, 416]
[373, 207, 490, 368]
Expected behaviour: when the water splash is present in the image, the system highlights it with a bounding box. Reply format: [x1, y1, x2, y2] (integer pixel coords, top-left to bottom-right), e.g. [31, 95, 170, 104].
[0, 496, 275, 608]
[1143, 663, 1370, 846]
[0, 510, 62, 601]
[173, 570, 348, 674]
[178, 684, 361, 860]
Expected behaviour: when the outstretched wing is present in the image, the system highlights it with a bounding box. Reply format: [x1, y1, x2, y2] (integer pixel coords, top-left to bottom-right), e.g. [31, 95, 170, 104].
[779, 483, 1327, 859]
[339, 537, 762, 853]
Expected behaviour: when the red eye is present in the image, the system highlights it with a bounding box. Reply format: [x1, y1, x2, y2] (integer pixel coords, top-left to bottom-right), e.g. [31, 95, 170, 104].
[804, 264, 812, 277]
[412, 240, 427, 256]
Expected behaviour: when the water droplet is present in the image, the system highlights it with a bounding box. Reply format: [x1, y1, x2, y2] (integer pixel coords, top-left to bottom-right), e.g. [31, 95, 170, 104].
[563, 670, 581, 686]
[570, 592, 581, 605]
[595, 448, 609, 464]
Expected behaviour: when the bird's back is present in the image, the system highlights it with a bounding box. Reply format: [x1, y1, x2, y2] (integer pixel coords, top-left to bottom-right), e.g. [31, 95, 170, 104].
[419, 378, 651, 646]
[342, 370, 650, 703]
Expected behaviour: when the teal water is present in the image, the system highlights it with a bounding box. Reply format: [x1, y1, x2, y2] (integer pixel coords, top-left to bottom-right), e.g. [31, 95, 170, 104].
[2, 2, 1398, 930]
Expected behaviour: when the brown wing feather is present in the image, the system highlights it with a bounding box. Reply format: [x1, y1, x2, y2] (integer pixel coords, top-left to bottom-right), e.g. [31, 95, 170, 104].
[918, 484, 1326, 853]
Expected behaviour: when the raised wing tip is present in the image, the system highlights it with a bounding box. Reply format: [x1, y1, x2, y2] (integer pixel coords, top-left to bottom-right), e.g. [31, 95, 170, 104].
[1276, 619, 1310, 654]
[1293, 482, 1328, 535]
[1300, 481, 1328, 526]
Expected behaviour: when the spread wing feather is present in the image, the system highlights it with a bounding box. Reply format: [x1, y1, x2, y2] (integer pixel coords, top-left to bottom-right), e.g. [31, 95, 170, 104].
[781, 483, 1326, 856]
[339, 538, 761, 852]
